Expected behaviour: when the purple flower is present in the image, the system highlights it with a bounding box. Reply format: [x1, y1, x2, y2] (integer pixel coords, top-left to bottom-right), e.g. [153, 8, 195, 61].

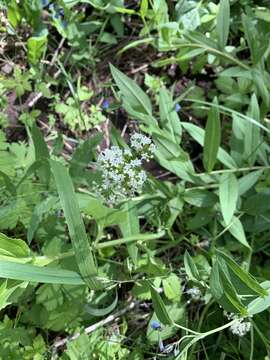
[58, 8, 64, 17]
[102, 99, 110, 110]
[159, 339, 165, 352]
[175, 103, 181, 112]
[150, 320, 161, 330]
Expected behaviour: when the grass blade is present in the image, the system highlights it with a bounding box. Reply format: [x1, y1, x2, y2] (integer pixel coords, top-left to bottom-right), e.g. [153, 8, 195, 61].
[0, 260, 85, 285]
[50, 160, 102, 290]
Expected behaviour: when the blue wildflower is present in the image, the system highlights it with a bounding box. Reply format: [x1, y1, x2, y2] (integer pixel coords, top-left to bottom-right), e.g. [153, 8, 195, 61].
[175, 103, 181, 112]
[41, 0, 50, 7]
[159, 338, 165, 352]
[150, 320, 161, 330]
[102, 99, 110, 110]
[57, 8, 64, 17]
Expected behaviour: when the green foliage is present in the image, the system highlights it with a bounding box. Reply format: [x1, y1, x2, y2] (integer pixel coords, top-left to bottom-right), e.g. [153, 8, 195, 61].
[1, 0, 270, 358]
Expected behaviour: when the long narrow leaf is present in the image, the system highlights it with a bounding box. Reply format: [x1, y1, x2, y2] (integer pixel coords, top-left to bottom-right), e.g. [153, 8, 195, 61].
[203, 97, 221, 172]
[50, 160, 102, 290]
[217, 0, 230, 49]
[0, 260, 85, 285]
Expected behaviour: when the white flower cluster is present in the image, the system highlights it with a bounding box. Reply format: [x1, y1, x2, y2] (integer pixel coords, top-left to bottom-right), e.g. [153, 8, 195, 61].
[225, 312, 252, 337]
[186, 287, 202, 301]
[94, 133, 155, 205]
[229, 317, 251, 337]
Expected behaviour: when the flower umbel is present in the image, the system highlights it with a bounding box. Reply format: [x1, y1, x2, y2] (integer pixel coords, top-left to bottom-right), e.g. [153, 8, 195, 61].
[229, 317, 251, 337]
[94, 133, 155, 205]
[225, 312, 252, 337]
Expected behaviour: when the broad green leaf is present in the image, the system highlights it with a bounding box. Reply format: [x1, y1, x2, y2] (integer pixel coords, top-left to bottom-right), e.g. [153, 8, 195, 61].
[231, 114, 247, 166]
[182, 122, 237, 169]
[0, 280, 28, 311]
[216, 0, 230, 49]
[110, 64, 152, 117]
[243, 191, 270, 215]
[219, 173, 238, 225]
[183, 189, 217, 207]
[162, 273, 181, 302]
[238, 170, 263, 196]
[225, 216, 250, 249]
[217, 251, 267, 297]
[0, 233, 30, 258]
[149, 283, 172, 325]
[140, 0, 148, 18]
[0, 260, 85, 285]
[210, 261, 247, 314]
[50, 160, 102, 290]
[7, 0, 21, 28]
[247, 281, 270, 315]
[152, 129, 187, 161]
[184, 251, 200, 282]
[187, 208, 213, 230]
[27, 28, 48, 65]
[159, 88, 181, 144]
[203, 97, 221, 172]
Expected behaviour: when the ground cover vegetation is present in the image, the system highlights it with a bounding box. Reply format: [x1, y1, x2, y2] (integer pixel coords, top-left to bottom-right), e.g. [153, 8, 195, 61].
[0, 0, 270, 358]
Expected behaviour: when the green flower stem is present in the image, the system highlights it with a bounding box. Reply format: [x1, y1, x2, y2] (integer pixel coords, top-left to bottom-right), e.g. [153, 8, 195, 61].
[196, 165, 270, 177]
[95, 230, 165, 249]
[176, 319, 238, 358]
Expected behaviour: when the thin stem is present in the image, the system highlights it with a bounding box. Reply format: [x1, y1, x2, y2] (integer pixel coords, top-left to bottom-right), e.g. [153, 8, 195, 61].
[95, 230, 165, 249]
[174, 41, 250, 70]
[173, 322, 201, 335]
[196, 165, 270, 177]
[250, 324, 254, 360]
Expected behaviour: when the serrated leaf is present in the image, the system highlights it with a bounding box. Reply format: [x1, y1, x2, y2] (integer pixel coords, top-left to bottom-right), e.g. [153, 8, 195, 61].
[219, 173, 238, 225]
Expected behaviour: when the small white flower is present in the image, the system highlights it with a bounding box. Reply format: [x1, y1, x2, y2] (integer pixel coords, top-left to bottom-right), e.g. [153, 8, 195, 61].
[130, 133, 151, 151]
[94, 133, 154, 205]
[186, 287, 201, 301]
[229, 317, 251, 337]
